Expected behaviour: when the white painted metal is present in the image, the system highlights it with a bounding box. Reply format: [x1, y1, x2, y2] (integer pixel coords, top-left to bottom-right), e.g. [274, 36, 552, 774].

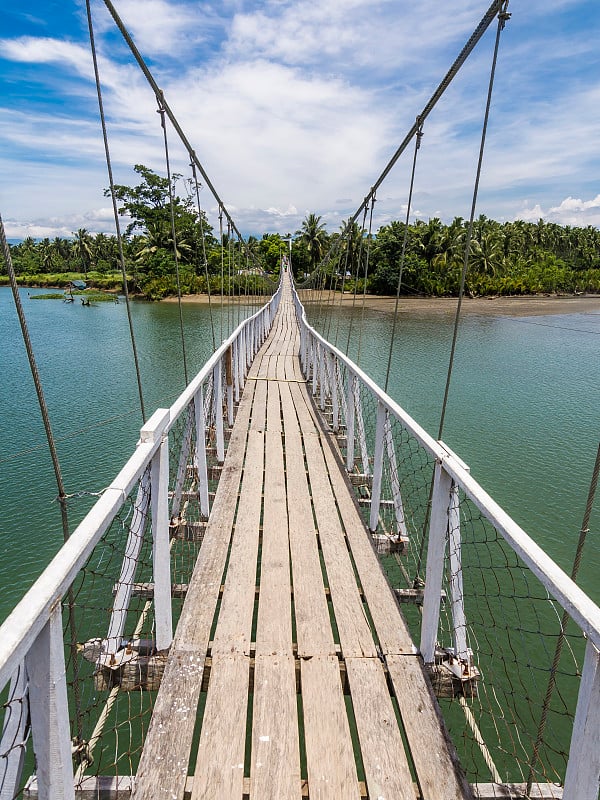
[105, 471, 151, 655]
[353, 380, 370, 476]
[563, 640, 600, 800]
[448, 480, 469, 663]
[0, 664, 28, 799]
[292, 285, 600, 651]
[420, 460, 453, 664]
[369, 401, 386, 533]
[150, 432, 173, 651]
[346, 373, 356, 472]
[384, 415, 407, 539]
[214, 360, 225, 464]
[170, 407, 194, 518]
[193, 387, 210, 518]
[331, 357, 339, 432]
[25, 604, 74, 800]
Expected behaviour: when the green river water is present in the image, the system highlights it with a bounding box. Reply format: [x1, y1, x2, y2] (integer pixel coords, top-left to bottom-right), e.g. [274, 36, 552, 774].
[1, 286, 598, 621]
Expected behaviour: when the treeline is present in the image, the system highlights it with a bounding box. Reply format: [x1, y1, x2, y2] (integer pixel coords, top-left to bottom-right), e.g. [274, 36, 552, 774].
[302, 214, 600, 297]
[3, 165, 600, 298]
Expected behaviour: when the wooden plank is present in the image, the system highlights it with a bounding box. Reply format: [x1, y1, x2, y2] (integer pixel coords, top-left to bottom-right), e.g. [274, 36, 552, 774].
[386, 654, 472, 800]
[345, 657, 415, 800]
[250, 654, 301, 799]
[132, 383, 255, 800]
[255, 384, 293, 656]
[279, 381, 335, 657]
[301, 656, 361, 800]
[267, 379, 282, 432]
[191, 654, 249, 800]
[211, 429, 264, 657]
[319, 431, 415, 656]
[290, 382, 376, 658]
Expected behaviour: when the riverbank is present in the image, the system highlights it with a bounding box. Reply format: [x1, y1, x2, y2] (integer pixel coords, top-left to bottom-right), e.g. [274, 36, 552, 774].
[165, 291, 600, 317]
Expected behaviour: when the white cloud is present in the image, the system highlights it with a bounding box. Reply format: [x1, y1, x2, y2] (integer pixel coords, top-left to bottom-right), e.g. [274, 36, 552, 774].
[1, 1, 600, 237]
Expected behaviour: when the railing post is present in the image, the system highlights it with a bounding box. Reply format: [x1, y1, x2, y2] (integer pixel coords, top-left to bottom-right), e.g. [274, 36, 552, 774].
[448, 480, 469, 664]
[369, 402, 386, 532]
[346, 372, 356, 472]
[563, 640, 600, 800]
[385, 415, 408, 540]
[420, 458, 452, 664]
[170, 407, 194, 519]
[225, 346, 234, 427]
[354, 380, 370, 476]
[0, 664, 28, 797]
[233, 341, 240, 403]
[194, 387, 210, 518]
[106, 468, 151, 654]
[25, 602, 75, 800]
[312, 341, 318, 396]
[331, 357, 339, 432]
[319, 346, 326, 410]
[214, 360, 225, 463]
[149, 413, 173, 651]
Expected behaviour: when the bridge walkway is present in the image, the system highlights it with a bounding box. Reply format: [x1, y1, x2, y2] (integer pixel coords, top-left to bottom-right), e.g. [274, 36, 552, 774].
[132, 273, 471, 800]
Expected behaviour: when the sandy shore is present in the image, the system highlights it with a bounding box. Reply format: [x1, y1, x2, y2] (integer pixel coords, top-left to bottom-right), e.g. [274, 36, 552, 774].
[165, 291, 600, 318]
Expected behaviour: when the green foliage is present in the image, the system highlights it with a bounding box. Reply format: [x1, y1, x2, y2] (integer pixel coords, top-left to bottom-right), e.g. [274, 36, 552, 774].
[4, 199, 599, 300]
[364, 216, 600, 297]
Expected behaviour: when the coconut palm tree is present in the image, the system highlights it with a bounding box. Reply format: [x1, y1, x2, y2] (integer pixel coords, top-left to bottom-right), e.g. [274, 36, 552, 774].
[72, 228, 94, 275]
[296, 213, 328, 272]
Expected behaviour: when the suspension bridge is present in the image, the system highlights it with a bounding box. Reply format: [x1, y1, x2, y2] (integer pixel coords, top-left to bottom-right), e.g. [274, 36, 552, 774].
[1, 0, 600, 798]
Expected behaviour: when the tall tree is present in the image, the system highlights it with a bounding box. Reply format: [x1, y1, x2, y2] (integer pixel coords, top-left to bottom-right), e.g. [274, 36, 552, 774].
[296, 213, 328, 273]
[72, 228, 93, 275]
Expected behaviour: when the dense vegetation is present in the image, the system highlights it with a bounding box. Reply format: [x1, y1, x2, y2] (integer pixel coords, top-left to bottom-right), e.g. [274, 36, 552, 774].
[3, 165, 599, 298]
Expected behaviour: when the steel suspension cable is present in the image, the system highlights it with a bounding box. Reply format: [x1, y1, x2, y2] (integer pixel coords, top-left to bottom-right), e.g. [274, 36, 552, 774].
[314, 0, 509, 277]
[219, 210, 224, 342]
[101, 0, 263, 278]
[384, 120, 424, 393]
[0, 213, 84, 744]
[414, 4, 510, 586]
[438, 5, 509, 440]
[86, 0, 146, 423]
[526, 441, 600, 795]
[190, 160, 216, 351]
[356, 193, 376, 366]
[158, 96, 189, 386]
[345, 203, 369, 356]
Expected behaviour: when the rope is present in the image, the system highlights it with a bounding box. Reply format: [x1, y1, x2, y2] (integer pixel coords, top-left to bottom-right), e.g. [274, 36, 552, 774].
[384, 120, 423, 393]
[526, 440, 600, 795]
[86, 0, 146, 423]
[437, 4, 509, 441]
[0, 212, 84, 744]
[158, 95, 189, 386]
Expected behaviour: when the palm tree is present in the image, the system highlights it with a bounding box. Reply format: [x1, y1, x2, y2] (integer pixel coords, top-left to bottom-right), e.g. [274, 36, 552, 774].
[296, 213, 328, 272]
[72, 228, 94, 275]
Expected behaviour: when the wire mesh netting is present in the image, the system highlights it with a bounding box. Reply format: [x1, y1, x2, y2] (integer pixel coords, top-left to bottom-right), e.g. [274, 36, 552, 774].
[300, 311, 586, 794]
[0, 355, 231, 796]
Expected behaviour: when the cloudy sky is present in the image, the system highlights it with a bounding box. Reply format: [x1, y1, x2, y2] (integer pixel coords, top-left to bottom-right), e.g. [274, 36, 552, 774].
[1, 0, 599, 241]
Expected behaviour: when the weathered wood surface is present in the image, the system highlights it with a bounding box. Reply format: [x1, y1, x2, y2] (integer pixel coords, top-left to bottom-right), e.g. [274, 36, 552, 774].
[133, 272, 471, 799]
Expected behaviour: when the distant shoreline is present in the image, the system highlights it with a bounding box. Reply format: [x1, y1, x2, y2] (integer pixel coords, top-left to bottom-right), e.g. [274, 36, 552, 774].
[164, 291, 600, 318]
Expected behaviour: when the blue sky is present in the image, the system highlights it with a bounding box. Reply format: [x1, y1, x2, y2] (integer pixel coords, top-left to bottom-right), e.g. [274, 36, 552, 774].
[1, 0, 599, 240]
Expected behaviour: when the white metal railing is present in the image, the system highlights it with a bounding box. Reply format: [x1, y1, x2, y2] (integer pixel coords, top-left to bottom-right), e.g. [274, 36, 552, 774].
[293, 280, 600, 799]
[0, 280, 282, 800]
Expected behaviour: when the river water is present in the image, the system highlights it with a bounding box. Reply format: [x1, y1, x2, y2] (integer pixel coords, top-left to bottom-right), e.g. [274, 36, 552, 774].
[1, 286, 598, 623]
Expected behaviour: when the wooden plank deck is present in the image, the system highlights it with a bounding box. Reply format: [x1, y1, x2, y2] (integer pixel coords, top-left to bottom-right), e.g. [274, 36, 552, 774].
[132, 272, 472, 800]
